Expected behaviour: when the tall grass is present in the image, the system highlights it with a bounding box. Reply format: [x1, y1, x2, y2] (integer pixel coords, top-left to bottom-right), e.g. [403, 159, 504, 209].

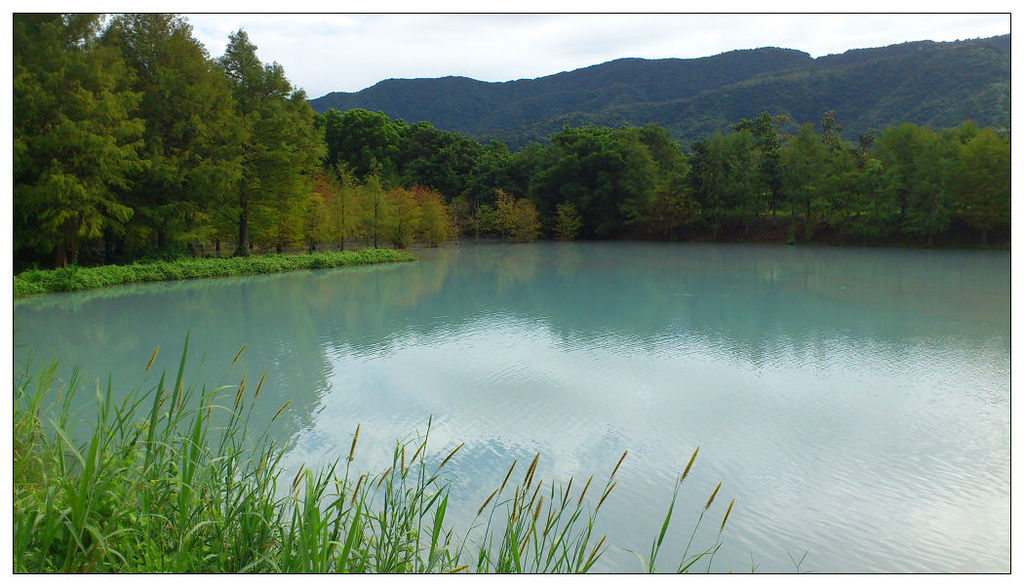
[13, 340, 736, 573]
[13, 249, 415, 298]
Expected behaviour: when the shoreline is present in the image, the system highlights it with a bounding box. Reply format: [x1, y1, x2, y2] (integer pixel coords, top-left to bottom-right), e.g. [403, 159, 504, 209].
[13, 249, 416, 298]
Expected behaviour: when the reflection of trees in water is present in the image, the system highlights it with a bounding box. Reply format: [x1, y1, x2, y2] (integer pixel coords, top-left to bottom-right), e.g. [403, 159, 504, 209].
[15, 242, 1009, 443]
[554, 242, 583, 280]
[469, 242, 1009, 372]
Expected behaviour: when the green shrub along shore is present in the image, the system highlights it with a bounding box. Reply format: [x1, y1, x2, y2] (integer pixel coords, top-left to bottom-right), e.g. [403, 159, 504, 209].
[13, 339, 735, 573]
[13, 249, 416, 298]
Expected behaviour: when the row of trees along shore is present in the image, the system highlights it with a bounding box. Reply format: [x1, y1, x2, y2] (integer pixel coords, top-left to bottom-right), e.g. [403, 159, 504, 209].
[15, 14, 1010, 270]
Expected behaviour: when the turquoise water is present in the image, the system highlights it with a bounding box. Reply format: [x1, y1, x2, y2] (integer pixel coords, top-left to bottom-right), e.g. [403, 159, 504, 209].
[14, 241, 1010, 572]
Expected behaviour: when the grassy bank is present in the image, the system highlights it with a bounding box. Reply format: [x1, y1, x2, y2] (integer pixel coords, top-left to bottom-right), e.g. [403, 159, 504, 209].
[13, 249, 416, 298]
[14, 340, 735, 573]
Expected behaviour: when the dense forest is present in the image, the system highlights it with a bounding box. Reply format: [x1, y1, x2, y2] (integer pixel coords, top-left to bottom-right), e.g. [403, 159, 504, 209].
[14, 14, 1010, 271]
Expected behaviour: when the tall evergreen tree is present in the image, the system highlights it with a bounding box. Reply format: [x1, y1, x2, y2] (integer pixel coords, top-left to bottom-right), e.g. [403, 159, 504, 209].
[14, 14, 144, 267]
[217, 29, 324, 255]
[103, 14, 243, 253]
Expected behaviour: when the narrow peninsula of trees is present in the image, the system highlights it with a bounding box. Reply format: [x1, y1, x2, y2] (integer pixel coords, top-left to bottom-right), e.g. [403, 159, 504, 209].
[14, 14, 1010, 272]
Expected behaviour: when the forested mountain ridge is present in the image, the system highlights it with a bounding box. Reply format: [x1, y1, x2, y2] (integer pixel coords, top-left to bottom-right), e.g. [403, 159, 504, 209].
[311, 47, 815, 136]
[309, 36, 1009, 149]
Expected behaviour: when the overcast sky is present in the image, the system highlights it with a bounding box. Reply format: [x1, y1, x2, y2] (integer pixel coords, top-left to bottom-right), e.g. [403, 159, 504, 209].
[181, 10, 1010, 99]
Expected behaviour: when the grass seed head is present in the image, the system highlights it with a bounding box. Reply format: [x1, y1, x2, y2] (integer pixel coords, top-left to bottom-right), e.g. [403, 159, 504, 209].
[437, 442, 464, 471]
[596, 480, 616, 511]
[523, 452, 540, 490]
[681, 447, 699, 483]
[705, 481, 722, 510]
[720, 499, 735, 533]
[499, 459, 517, 494]
[254, 370, 266, 399]
[478, 487, 499, 517]
[145, 346, 159, 372]
[272, 400, 291, 421]
[234, 374, 246, 410]
[231, 343, 247, 366]
[577, 475, 593, 509]
[610, 450, 627, 479]
[348, 424, 360, 461]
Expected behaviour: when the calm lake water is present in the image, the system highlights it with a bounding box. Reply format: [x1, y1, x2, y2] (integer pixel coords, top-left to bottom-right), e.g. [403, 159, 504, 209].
[14, 241, 1009, 572]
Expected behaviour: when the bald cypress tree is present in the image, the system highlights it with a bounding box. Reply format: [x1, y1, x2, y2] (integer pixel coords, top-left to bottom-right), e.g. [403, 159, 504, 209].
[14, 14, 144, 267]
[218, 29, 324, 255]
[102, 14, 244, 254]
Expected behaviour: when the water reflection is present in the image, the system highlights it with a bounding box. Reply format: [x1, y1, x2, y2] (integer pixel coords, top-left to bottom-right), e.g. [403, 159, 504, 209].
[14, 242, 1009, 572]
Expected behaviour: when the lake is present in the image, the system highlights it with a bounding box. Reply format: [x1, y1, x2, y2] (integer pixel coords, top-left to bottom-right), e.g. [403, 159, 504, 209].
[13, 241, 1010, 572]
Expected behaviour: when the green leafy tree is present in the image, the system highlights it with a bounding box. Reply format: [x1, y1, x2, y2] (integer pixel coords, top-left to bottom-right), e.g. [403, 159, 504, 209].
[330, 108, 408, 184]
[14, 14, 144, 267]
[302, 190, 330, 253]
[398, 121, 484, 197]
[529, 126, 659, 237]
[385, 187, 422, 249]
[414, 187, 452, 247]
[954, 126, 1009, 245]
[781, 124, 827, 240]
[874, 123, 952, 245]
[103, 14, 243, 253]
[326, 164, 364, 250]
[554, 202, 583, 241]
[689, 131, 757, 239]
[359, 174, 391, 248]
[218, 29, 324, 255]
[734, 112, 786, 216]
[511, 198, 542, 242]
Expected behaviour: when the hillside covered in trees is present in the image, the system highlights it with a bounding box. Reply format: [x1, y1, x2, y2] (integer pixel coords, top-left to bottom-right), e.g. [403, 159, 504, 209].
[310, 36, 1009, 149]
[13, 14, 1010, 272]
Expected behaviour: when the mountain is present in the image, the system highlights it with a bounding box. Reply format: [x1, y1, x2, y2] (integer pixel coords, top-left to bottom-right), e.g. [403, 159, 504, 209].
[309, 35, 1009, 149]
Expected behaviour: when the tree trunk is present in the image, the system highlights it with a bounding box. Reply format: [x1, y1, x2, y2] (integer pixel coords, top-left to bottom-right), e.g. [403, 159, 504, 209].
[981, 228, 989, 247]
[215, 239, 221, 256]
[104, 231, 115, 265]
[235, 193, 249, 256]
[55, 243, 68, 269]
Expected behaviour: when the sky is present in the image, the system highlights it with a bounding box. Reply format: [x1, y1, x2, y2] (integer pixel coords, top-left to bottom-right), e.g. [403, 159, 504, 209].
[179, 8, 1011, 99]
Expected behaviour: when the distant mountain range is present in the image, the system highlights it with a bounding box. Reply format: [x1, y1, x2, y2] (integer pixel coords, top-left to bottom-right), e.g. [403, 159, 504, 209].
[309, 35, 1009, 149]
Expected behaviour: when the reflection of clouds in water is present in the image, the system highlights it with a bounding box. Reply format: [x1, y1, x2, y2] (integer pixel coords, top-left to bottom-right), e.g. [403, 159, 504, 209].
[13, 242, 1009, 572]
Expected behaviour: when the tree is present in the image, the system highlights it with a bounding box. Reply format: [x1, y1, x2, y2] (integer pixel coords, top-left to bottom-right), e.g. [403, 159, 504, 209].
[359, 174, 391, 248]
[874, 123, 952, 245]
[414, 187, 452, 247]
[553, 202, 583, 241]
[385, 187, 421, 249]
[493, 189, 540, 242]
[954, 126, 1009, 245]
[530, 126, 658, 238]
[326, 164, 364, 250]
[780, 124, 827, 240]
[511, 199, 542, 243]
[302, 190, 330, 253]
[14, 14, 144, 267]
[734, 112, 786, 216]
[397, 121, 483, 197]
[330, 108, 408, 184]
[103, 14, 242, 253]
[218, 29, 324, 255]
[689, 131, 757, 239]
